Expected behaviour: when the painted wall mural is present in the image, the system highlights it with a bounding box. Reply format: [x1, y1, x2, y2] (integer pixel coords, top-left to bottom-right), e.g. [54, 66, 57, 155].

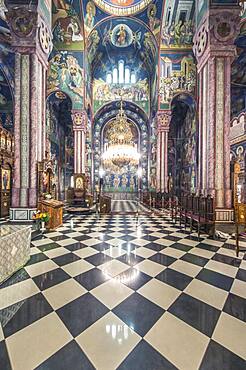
[168, 96, 197, 195]
[88, 17, 157, 115]
[159, 52, 196, 109]
[161, 0, 195, 48]
[52, 0, 84, 51]
[93, 77, 149, 114]
[46, 93, 74, 199]
[47, 51, 84, 110]
[0, 68, 13, 132]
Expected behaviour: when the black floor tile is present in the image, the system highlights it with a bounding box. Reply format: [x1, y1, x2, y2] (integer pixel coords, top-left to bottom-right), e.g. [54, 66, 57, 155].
[197, 269, 233, 291]
[212, 254, 241, 267]
[57, 293, 109, 337]
[236, 268, 246, 282]
[117, 268, 152, 290]
[52, 253, 81, 267]
[156, 268, 192, 291]
[65, 242, 84, 251]
[149, 253, 176, 266]
[117, 253, 144, 266]
[181, 253, 209, 267]
[49, 235, 69, 242]
[35, 340, 95, 370]
[117, 340, 177, 370]
[84, 253, 113, 266]
[199, 340, 246, 370]
[0, 341, 12, 370]
[74, 268, 109, 290]
[168, 293, 221, 337]
[113, 293, 164, 337]
[26, 253, 49, 266]
[223, 293, 246, 322]
[171, 243, 193, 252]
[1, 293, 53, 338]
[33, 269, 70, 291]
[73, 235, 92, 241]
[87, 243, 111, 252]
[37, 243, 60, 252]
[0, 269, 29, 289]
[145, 243, 166, 252]
[197, 243, 219, 252]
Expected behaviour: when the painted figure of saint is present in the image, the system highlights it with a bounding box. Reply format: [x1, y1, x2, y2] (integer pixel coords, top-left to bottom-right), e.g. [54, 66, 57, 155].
[130, 175, 135, 191]
[117, 25, 127, 46]
[113, 174, 120, 189]
[121, 174, 128, 189]
[85, 1, 96, 32]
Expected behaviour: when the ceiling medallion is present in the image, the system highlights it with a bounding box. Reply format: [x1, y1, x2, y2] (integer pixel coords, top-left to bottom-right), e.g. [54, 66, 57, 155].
[92, 0, 152, 16]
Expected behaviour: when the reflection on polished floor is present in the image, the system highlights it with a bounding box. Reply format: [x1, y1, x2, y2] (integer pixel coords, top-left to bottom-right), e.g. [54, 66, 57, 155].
[0, 213, 246, 370]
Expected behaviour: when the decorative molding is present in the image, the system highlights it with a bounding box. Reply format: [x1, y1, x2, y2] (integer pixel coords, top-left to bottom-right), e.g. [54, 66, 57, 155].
[38, 18, 52, 55]
[157, 111, 171, 132]
[72, 111, 87, 131]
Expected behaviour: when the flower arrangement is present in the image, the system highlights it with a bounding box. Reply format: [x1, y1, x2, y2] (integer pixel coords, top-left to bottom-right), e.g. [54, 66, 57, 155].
[32, 210, 50, 223]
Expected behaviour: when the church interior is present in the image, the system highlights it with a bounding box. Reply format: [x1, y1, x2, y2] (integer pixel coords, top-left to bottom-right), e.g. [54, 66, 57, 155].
[0, 0, 246, 369]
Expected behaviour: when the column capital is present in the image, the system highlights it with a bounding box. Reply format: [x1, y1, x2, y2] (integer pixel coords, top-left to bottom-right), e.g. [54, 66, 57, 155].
[193, 7, 241, 70]
[72, 110, 87, 131]
[157, 111, 171, 132]
[6, 5, 52, 67]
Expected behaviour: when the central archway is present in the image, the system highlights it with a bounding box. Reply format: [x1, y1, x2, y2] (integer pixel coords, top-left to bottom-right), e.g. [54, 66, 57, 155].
[93, 100, 150, 199]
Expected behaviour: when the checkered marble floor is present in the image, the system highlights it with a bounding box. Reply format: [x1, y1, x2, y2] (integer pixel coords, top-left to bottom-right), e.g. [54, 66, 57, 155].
[0, 213, 246, 370]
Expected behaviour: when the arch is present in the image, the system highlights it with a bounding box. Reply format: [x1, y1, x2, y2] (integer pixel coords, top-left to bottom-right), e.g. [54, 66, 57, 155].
[92, 100, 150, 192]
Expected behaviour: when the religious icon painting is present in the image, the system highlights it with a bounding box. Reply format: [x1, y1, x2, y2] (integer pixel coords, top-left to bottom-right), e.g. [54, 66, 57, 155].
[111, 24, 133, 47]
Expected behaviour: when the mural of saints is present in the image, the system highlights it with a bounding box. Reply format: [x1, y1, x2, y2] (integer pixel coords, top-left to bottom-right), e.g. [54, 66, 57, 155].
[48, 53, 84, 110]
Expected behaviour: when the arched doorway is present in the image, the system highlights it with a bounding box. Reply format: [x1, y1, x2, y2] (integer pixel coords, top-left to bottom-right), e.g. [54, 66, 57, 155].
[93, 101, 150, 200]
[46, 92, 74, 201]
[168, 93, 197, 197]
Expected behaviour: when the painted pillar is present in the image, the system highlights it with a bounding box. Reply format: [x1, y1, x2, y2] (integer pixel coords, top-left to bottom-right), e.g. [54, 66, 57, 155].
[157, 111, 171, 192]
[72, 111, 87, 174]
[6, 6, 52, 220]
[193, 6, 241, 222]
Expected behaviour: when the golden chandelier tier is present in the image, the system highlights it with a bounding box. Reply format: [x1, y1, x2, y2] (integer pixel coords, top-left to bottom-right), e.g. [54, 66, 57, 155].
[102, 99, 140, 168]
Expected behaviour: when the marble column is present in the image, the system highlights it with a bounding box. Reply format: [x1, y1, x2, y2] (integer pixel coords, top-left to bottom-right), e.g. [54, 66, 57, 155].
[72, 111, 87, 175]
[6, 6, 52, 221]
[157, 111, 170, 192]
[193, 6, 241, 222]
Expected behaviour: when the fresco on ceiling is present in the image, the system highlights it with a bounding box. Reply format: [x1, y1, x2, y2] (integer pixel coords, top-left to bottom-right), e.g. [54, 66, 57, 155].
[159, 52, 196, 110]
[87, 18, 157, 70]
[161, 0, 195, 48]
[47, 51, 84, 110]
[88, 18, 157, 115]
[91, 0, 152, 16]
[168, 96, 197, 196]
[102, 120, 139, 193]
[52, 0, 84, 50]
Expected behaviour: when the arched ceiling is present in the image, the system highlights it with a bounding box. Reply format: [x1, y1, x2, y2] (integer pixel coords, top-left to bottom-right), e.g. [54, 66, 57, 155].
[87, 17, 158, 77]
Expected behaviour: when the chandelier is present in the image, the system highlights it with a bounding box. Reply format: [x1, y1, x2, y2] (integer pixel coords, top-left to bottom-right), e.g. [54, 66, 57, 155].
[102, 100, 140, 168]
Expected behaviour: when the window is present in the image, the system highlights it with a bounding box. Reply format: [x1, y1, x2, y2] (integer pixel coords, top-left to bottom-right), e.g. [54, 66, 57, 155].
[118, 60, 124, 84]
[106, 72, 112, 84]
[125, 67, 130, 84]
[131, 71, 136, 84]
[113, 67, 118, 84]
